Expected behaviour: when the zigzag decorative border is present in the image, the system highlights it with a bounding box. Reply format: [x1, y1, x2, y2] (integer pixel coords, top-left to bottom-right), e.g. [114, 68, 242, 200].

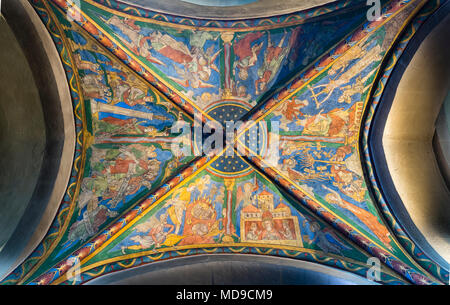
[0, 0, 87, 285]
[89, 0, 364, 29]
[51, 0, 219, 124]
[32, 153, 215, 285]
[231, 0, 447, 285]
[1, 0, 447, 286]
[361, 0, 449, 284]
[59, 246, 407, 285]
[53, 0, 437, 285]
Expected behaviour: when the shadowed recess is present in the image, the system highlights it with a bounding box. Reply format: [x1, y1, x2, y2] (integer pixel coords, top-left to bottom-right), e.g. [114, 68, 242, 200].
[0, 17, 46, 254]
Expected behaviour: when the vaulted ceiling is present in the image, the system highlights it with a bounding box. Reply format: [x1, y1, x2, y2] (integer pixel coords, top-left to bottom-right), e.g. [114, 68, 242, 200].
[0, 0, 448, 285]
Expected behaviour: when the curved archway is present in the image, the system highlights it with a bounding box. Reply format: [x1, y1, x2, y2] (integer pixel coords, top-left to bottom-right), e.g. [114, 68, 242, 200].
[112, 0, 339, 19]
[86, 254, 378, 285]
[0, 0, 76, 279]
[368, 2, 450, 267]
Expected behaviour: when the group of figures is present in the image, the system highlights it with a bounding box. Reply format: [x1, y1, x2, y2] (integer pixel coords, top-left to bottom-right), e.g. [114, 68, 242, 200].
[109, 172, 356, 258]
[58, 1, 395, 256]
[55, 0, 411, 270]
[56, 16, 195, 246]
[2, 0, 445, 286]
[262, 24, 398, 249]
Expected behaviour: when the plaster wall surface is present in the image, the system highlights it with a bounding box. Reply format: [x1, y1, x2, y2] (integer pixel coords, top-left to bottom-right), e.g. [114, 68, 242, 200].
[120, 0, 339, 19]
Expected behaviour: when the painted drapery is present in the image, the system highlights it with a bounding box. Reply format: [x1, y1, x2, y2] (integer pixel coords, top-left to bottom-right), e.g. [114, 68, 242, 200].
[0, 0, 448, 285]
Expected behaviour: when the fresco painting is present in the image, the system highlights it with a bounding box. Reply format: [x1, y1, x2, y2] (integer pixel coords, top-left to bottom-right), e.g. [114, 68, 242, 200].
[1, 0, 447, 286]
[236, 0, 427, 272]
[25, 5, 197, 272]
[84, 169, 370, 267]
[247, 18, 394, 250]
[66, 22, 192, 140]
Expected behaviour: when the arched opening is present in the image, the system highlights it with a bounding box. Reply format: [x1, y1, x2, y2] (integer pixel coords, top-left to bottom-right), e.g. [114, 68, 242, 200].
[369, 2, 450, 267]
[0, 0, 75, 279]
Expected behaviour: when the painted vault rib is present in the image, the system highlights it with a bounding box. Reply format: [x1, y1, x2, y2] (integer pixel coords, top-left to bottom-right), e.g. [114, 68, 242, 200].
[236, 0, 447, 284]
[0, 0, 88, 285]
[49, 0, 382, 123]
[90, 0, 366, 28]
[53, 7, 198, 261]
[76, 0, 372, 114]
[1, 0, 196, 284]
